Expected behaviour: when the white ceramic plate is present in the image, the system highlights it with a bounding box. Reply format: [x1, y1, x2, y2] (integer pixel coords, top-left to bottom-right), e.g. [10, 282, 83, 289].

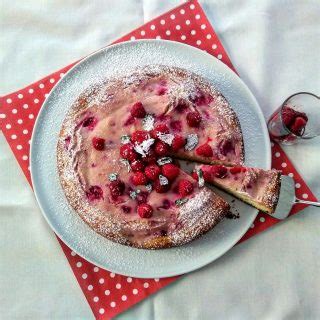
[31, 40, 270, 278]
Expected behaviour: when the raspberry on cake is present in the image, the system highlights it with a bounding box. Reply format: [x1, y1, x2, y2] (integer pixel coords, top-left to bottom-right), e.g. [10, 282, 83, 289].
[57, 65, 243, 249]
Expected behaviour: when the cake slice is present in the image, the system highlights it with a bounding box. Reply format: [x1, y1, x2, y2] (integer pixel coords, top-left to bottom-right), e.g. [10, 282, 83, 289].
[194, 165, 281, 213]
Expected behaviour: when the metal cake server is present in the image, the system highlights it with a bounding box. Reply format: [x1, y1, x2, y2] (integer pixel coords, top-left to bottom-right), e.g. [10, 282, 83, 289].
[272, 175, 320, 220]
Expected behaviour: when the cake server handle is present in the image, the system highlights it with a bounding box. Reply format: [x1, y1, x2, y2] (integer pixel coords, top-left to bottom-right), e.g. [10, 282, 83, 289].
[295, 198, 320, 207]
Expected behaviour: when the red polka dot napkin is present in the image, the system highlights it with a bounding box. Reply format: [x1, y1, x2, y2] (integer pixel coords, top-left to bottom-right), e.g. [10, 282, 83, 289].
[0, 1, 317, 319]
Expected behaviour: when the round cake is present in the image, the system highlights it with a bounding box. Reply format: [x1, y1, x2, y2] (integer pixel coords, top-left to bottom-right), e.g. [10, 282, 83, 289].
[57, 65, 244, 249]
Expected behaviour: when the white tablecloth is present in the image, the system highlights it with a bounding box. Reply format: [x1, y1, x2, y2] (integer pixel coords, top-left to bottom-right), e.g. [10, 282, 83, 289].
[1, 1, 319, 319]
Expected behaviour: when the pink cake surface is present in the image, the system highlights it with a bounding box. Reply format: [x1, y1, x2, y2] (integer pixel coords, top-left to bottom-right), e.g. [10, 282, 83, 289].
[196, 165, 281, 213]
[57, 65, 244, 249]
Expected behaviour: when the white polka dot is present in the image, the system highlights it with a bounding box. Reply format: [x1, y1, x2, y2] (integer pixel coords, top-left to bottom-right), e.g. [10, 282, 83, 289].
[49, 78, 55, 83]
[11, 134, 17, 140]
[201, 24, 206, 29]
[206, 34, 212, 39]
[160, 19, 165, 25]
[17, 119, 23, 124]
[130, 36, 135, 41]
[60, 73, 65, 78]
[0, 113, 6, 119]
[110, 272, 115, 278]
[29, 88, 34, 94]
[275, 152, 281, 158]
[29, 114, 34, 119]
[156, 35, 161, 40]
[34, 99, 39, 104]
[196, 40, 201, 46]
[5, 124, 11, 129]
[217, 54, 223, 59]
[27, 166, 30, 171]
[99, 278, 104, 284]
[99, 308, 105, 314]
[23, 129, 28, 134]
[154, 278, 160, 282]
[116, 283, 121, 289]
[288, 173, 294, 177]
[28, 140, 31, 145]
[39, 83, 44, 89]
[191, 30, 196, 35]
[87, 285, 93, 291]
[302, 193, 308, 199]
[166, 30, 171, 36]
[93, 296, 99, 302]
[260, 217, 265, 222]
[121, 295, 127, 301]
[190, 3, 195, 9]
[195, 14, 200, 19]
[93, 266, 99, 272]
[150, 24, 155, 30]
[18, 93, 23, 99]
[22, 155, 28, 161]
[180, 9, 185, 14]
[281, 162, 287, 168]
[110, 301, 116, 308]
[82, 273, 87, 279]
[170, 14, 175, 20]
[295, 183, 301, 189]
[12, 109, 17, 114]
[212, 44, 217, 49]
[181, 35, 186, 40]
[140, 30, 146, 36]
[6, 98, 12, 104]
[105, 289, 110, 295]
[250, 223, 255, 229]
[143, 282, 149, 288]
[186, 20, 190, 25]
[71, 251, 76, 256]
[16, 145, 22, 150]
[23, 104, 29, 109]
[76, 262, 82, 268]
[45, 93, 49, 98]
[176, 25, 181, 30]
[133, 289, 138, 295]
[127, 277, 132, 283]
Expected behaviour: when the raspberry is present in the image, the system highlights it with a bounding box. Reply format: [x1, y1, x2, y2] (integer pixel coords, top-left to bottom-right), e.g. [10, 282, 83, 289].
[162, 163, 180, 181]
[130, 102, 146, 118]
[171, 135, 185, 151]
[136, 191, 149, 204]
[189, 91, 213, 106]
[131, 130, 149, 144]
[154, 179, 170, 193]
[145, 164, 161, 181]
[120, 144, 138, 161]
[82, 116, 97, 130]
[170, 120, 182, 132]
[196, 144, 213, 157]
[178, 179, 194, 197]
[282, 106, 296, 127]
[290, 116, 307, 136]
[132, 172, 148, 186]
[121, 205, 131, 214]
[86, 186, 103, 201]
[142, 149, 157, 164]
[92, 137, 105, 151]
[211, 165, 228, 178]
[109, 180, 125, 198]
[154, 141, 169, 156]
[229, 166, 243, 174]
[219, 139, 234, 156]
[192, 170, 211, 182]
[186, 111, 202, 127]
[130, 160, 145, 172]
[151, 123, 170, 139]
[137, 203, 153, 218]
[156, 86, 167, 96]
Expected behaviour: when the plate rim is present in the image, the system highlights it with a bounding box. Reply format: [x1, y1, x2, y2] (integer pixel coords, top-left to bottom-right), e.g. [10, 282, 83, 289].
[30, 39, 270, 278]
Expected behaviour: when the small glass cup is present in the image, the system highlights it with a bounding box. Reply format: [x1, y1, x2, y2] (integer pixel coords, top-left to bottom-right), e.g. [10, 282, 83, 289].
[268, 92, 320, 145]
